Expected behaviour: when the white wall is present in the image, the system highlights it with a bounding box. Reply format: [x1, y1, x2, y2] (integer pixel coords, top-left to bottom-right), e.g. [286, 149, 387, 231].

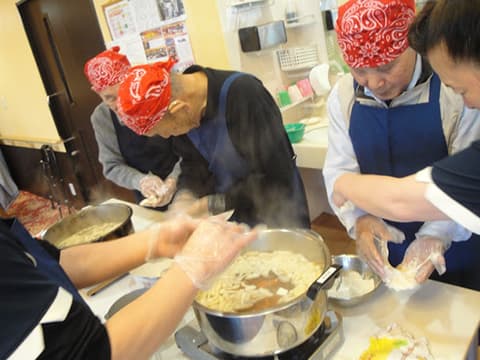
[216, 0, 334, 221]
[216, 0, 329, 122]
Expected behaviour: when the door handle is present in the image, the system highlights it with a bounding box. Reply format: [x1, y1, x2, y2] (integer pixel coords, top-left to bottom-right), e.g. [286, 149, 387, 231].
[47, 91, 65, 106]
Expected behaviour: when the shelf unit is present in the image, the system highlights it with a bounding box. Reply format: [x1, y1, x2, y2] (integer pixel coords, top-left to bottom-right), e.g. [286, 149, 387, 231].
[279, 95, 314, 113]
[229, 0, 272, 9]
[276, 46, 319, 72]
[284, 14, 316, 28]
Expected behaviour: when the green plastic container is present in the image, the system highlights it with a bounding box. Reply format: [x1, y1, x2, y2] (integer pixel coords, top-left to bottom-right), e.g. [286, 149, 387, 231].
[284, 123, 305, 143]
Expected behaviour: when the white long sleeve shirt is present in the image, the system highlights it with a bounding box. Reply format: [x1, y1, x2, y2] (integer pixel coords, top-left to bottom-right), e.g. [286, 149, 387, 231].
[323, 57, 480, 242]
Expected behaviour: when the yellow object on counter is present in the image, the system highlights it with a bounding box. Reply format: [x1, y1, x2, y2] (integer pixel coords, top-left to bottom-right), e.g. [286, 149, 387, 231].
[358, 323, 433, 360]
[359, 337, 408, 359]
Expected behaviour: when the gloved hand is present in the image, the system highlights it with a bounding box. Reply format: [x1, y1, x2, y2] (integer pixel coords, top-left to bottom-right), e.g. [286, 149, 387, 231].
[174, 216, 259, 289]
[140, 173, 165, 197]
[399, 235, 449, 284]
[139, 175, 177, 208]
[168, 191, 209, 218]
[144, 215, 201, 261]
[355, 215, 405, 279]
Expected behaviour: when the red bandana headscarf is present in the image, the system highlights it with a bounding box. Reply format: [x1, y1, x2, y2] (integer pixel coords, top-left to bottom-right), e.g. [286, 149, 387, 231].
[84, 46, 131, 92]
[336, 0, 415, 68]
[116, 59, 176, 135]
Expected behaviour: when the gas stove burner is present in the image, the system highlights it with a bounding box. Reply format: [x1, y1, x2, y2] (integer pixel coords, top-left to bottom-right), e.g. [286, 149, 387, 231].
[175, 310, 343, 360]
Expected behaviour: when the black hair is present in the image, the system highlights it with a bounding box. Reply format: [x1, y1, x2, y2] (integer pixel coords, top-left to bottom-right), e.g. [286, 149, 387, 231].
[408, 0, 480, 65]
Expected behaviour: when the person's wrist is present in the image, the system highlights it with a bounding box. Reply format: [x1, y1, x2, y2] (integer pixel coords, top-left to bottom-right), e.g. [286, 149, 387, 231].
[144, 225, 162, 262]
[170, 262, 200, 292]
[173, 254, 209, 289]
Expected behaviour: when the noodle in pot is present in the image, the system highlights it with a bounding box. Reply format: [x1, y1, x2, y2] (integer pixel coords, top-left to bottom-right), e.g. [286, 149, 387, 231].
[196, 250, 324, 313]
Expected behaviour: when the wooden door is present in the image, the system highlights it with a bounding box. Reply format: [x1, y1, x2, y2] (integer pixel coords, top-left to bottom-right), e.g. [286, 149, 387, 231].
[17, 0, 134, 205]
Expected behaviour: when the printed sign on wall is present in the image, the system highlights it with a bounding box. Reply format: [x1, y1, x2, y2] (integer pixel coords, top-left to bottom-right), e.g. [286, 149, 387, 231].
[103, 0, 194, 71]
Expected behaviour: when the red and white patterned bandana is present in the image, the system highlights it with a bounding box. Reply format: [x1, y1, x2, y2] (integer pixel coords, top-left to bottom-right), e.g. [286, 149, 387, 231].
[116, 59, 176, 135]
[336, 0, 415, 68]
[84, 46, 131, 92]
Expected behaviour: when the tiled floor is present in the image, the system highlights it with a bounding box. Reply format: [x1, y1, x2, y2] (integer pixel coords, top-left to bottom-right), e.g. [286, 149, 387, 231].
[311, 212, 356, 255]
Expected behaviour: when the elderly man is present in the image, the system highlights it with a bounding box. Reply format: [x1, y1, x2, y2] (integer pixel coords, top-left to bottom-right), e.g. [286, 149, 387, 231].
[84, 47, 178, 207]
[115, 60, 310, 228]
[323, 0, 480, 289]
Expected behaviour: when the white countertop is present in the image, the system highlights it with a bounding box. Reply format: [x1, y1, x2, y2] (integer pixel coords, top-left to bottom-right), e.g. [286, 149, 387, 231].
[83, 200, 480, 359]
[292, 123, 329, 169]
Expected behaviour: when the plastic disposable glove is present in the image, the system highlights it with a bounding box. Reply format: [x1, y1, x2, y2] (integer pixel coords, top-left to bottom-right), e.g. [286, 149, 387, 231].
[140, 175, 177, 208]
[355, 215, 405, 279]
[174, 216, 259, 289]
[144, 215, 201, 261]
[399, 235, 449, 284]
[139, 173, 165, 197]
[168, 191, 209, 218]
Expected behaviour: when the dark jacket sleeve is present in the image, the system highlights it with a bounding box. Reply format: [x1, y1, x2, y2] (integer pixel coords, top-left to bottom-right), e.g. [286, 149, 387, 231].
[432, 140, 480, 217]
[224, 75, 310, 228]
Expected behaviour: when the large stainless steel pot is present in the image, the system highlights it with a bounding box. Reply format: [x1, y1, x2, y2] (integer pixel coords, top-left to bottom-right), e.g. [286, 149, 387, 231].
[42, 204, 133, 249]
[192, 228, 339, 357]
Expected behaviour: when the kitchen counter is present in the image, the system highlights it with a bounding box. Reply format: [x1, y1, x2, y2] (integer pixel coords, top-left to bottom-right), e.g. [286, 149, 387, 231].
[292, 123, 329, 169]
[83, 200, 480, 359]
[332, 282, 479, 359]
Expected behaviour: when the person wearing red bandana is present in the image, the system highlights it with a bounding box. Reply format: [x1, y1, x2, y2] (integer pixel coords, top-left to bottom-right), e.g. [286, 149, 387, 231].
[116, 61, 310, 228]
[323, 0, 480, 290]
[84, 47, 179, 208]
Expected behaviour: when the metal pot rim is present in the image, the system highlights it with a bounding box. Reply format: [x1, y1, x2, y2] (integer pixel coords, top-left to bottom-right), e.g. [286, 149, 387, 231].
[41, 203, 133, 247]
[43, 203, 133, 234]
[193, 228, 331, 317]
[192, 291, 307, 317]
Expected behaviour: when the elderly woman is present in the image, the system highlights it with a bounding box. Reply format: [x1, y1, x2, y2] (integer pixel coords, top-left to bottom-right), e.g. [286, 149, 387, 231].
[332, 0, 480, 287]
[84, 47, 178, 208]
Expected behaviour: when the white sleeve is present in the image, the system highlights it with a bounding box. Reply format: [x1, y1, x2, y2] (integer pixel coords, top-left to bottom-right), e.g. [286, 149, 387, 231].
[440, 83, 480, 154]
[418, 93, 480, 241]
[416, 167, 480, 235]
[416, 220, 471, 244]
[323, 83, 366, 237]
[449, 106, 480, 153]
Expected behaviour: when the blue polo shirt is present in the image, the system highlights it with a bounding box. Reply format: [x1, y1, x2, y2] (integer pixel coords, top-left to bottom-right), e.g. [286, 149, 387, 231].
[0, 223, 110, 359]
[432, 140, 480, 222]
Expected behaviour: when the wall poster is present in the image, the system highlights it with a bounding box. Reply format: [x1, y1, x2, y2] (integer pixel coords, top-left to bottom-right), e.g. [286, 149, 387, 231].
[103, 0, 194, 72]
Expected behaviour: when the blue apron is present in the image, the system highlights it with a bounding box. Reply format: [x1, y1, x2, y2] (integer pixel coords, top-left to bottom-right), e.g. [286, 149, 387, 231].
[7, 218, 85, 303]
[112, 110, 178, 206]
[187, 72, 249, 193]
[187, 72, 309, 228]
[349, 74, 480, 286]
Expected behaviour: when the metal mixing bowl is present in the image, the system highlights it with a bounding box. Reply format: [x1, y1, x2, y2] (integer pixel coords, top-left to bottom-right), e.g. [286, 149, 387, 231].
[42, 203, 133, 249]
[328, 254, 381, 307]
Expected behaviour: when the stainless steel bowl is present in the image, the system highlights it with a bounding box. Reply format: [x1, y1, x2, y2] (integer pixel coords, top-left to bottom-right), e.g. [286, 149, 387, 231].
[192, 228, 333, 357]
[42, 203, 133, 249]
[328, 254, 381, 307]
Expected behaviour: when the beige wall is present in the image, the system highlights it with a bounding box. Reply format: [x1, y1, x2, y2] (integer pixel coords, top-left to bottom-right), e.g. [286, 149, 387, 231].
[92, 0, 230, 69]
[0, 0, 229, 149]
[0, 1, 60, 146]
